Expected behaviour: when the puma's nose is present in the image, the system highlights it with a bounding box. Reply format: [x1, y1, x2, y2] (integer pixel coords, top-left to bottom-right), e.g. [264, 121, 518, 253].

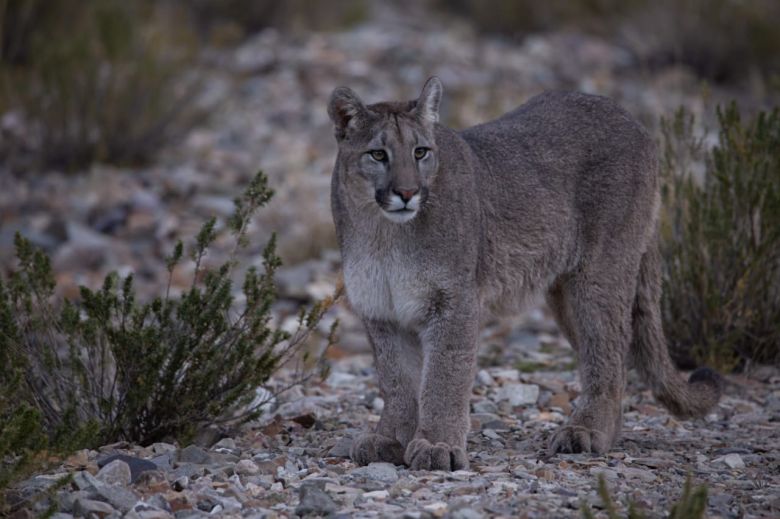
[393, 187, 419, 203]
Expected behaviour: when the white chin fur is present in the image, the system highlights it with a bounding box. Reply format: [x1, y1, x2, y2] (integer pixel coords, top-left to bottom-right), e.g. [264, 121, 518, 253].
[381, 209, 418, 223]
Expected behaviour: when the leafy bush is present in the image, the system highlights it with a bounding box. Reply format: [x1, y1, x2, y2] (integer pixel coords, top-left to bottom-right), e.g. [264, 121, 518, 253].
[660, 104, 780, 370]
[582, 475, 707, 519]
[0, 0, 202, 172]
[0, 171, 336, 502]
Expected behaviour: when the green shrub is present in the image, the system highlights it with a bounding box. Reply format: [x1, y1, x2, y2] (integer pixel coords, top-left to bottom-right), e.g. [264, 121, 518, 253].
[0, 0, 202, 172]
[0, 171, 336, 505]
[660, 104, 780, 370]
[582, 475, 707, 519]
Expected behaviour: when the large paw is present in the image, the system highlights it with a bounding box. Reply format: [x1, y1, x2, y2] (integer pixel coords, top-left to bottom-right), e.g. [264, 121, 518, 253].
[350, 433, 405, 466]
[404, 438, 469, 471]
[549, 425, 611, 454]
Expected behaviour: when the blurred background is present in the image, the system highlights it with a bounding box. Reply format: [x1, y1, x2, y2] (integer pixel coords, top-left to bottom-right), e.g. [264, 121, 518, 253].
[1, 0, 778, 366]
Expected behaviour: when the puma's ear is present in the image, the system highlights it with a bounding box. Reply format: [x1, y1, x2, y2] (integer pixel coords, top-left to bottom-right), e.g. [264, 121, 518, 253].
[328, 86, 367, 139]
[414, 76, 443, 124]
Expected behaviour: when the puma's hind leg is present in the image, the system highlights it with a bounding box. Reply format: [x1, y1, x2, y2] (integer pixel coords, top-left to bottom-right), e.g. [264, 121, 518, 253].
[547, 266, 636, 454]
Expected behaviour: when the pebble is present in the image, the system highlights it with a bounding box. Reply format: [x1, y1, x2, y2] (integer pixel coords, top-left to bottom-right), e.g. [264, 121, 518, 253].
[177, 445, 212, 465]
[350, 462, 399, 484]
[715, 453, 746, 469]
[496, 383, 541, 406]
[234, 459, 260, 475]
[96, 459, 132, 486]
[295, 482, 338, 516]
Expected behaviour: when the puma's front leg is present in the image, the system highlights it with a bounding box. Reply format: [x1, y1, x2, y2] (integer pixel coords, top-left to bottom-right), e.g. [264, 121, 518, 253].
[351, 320, 421, 466]
[405, 299, 480, 471]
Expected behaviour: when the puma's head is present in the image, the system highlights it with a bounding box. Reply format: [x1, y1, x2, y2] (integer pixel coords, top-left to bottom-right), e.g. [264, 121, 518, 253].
[328, 77, 443, 223]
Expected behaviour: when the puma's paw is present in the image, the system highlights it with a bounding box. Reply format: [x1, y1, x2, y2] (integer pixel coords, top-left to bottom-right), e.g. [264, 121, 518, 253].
[549, 425, 611, 454]
[350, 433, 405, 466]
[404, 438, 469, 471]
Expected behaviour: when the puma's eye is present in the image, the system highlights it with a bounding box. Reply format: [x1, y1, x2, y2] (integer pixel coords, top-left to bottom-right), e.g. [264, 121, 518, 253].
[414, 147, 429, 160]
[369, 150, 387, 161]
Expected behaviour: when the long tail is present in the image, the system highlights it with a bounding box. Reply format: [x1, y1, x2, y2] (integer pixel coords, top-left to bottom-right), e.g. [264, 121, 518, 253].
[631, 238, 723, 419]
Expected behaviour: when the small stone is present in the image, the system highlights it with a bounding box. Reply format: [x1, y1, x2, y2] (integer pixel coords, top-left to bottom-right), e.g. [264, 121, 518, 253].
[716, 453, 746, 469]
[476, 370, 495, 386]
[423, 501, 448, 517]
[451, 508, 483, 519]
[96, 459, 132, 486]
[535, 468, 555, 481]
[617, 466, 656, 482]
[492, 369, 520, 382]
[295, 482, 338, 516]
[98, 454, 157, 483]
[213, 438, 237, 450]
[371, 397, 385, 413]
[482, 429, 500, 440]
[495, 383, 540, 406]
[362, 490, 389, 500]
[327, 437, 353, 458]
[93, 484, 139, 512]
[350, 462, 399, 484]
[235, 459, 260, 475]
[172, 476, 189, 491]
[589, 467, 619, 480]
[150, 442, 178, 454]
[73, 470, 101, 491]
[177, 445, 212, 465]
[74, 498, 116, 518]
[472, 400, 498, 414]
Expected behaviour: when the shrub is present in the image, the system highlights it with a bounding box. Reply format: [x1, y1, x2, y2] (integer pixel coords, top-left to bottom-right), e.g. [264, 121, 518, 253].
[582, 474, 707, 519]
[0, 0, 202, 172]
[0, 171, 336, 505]
[660, 104, 780, 370]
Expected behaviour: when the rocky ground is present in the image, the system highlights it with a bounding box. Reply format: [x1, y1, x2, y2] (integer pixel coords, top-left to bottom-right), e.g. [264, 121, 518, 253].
[3, 5, 779, 519]
[8, 313, 780, 518]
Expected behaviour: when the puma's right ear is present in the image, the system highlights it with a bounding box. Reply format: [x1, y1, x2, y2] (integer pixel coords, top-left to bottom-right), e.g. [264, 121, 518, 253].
[328, 87, 367, 139]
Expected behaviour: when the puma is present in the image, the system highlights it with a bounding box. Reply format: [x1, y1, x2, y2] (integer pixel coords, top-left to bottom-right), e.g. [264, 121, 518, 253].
[327, 77, 722, 470]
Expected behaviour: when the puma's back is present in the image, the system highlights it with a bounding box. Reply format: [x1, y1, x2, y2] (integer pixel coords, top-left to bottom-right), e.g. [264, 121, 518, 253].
[327, 79, 721, 466]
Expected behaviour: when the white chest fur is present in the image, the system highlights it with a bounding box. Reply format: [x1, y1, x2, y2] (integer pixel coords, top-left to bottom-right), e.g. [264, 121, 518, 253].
[343, 252, 430, 328]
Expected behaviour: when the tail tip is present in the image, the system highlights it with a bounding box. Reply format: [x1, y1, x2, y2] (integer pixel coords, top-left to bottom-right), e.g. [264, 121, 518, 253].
[689, 366, 724, 397]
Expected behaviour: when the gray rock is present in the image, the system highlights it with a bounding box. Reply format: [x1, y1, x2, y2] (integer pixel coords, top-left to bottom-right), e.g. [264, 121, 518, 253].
[94, 484, 139, 513]
[327, 437, 354, 458]
[98, 454, 157, 483]
[96, 459, 132, 486]
[472, 399, 499, 414]
[151, 453, 173, 471]
[350, 462, 399, 484]
[495, 383, 540, 406]
[74, 498, 116, 518]
[451, 508, 484, 519]
[235, 459, 260, 475]
[295, 481, 338, 517]
[177, 445, 212, 465]
[716, 453, 746, 469]
[128, 502, 174, 519]
[73, 470, 102, 492]
[171, 463, 206, 480]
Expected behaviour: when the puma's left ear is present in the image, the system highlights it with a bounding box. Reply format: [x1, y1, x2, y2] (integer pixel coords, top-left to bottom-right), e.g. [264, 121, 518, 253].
[414, 76, 443, 124]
